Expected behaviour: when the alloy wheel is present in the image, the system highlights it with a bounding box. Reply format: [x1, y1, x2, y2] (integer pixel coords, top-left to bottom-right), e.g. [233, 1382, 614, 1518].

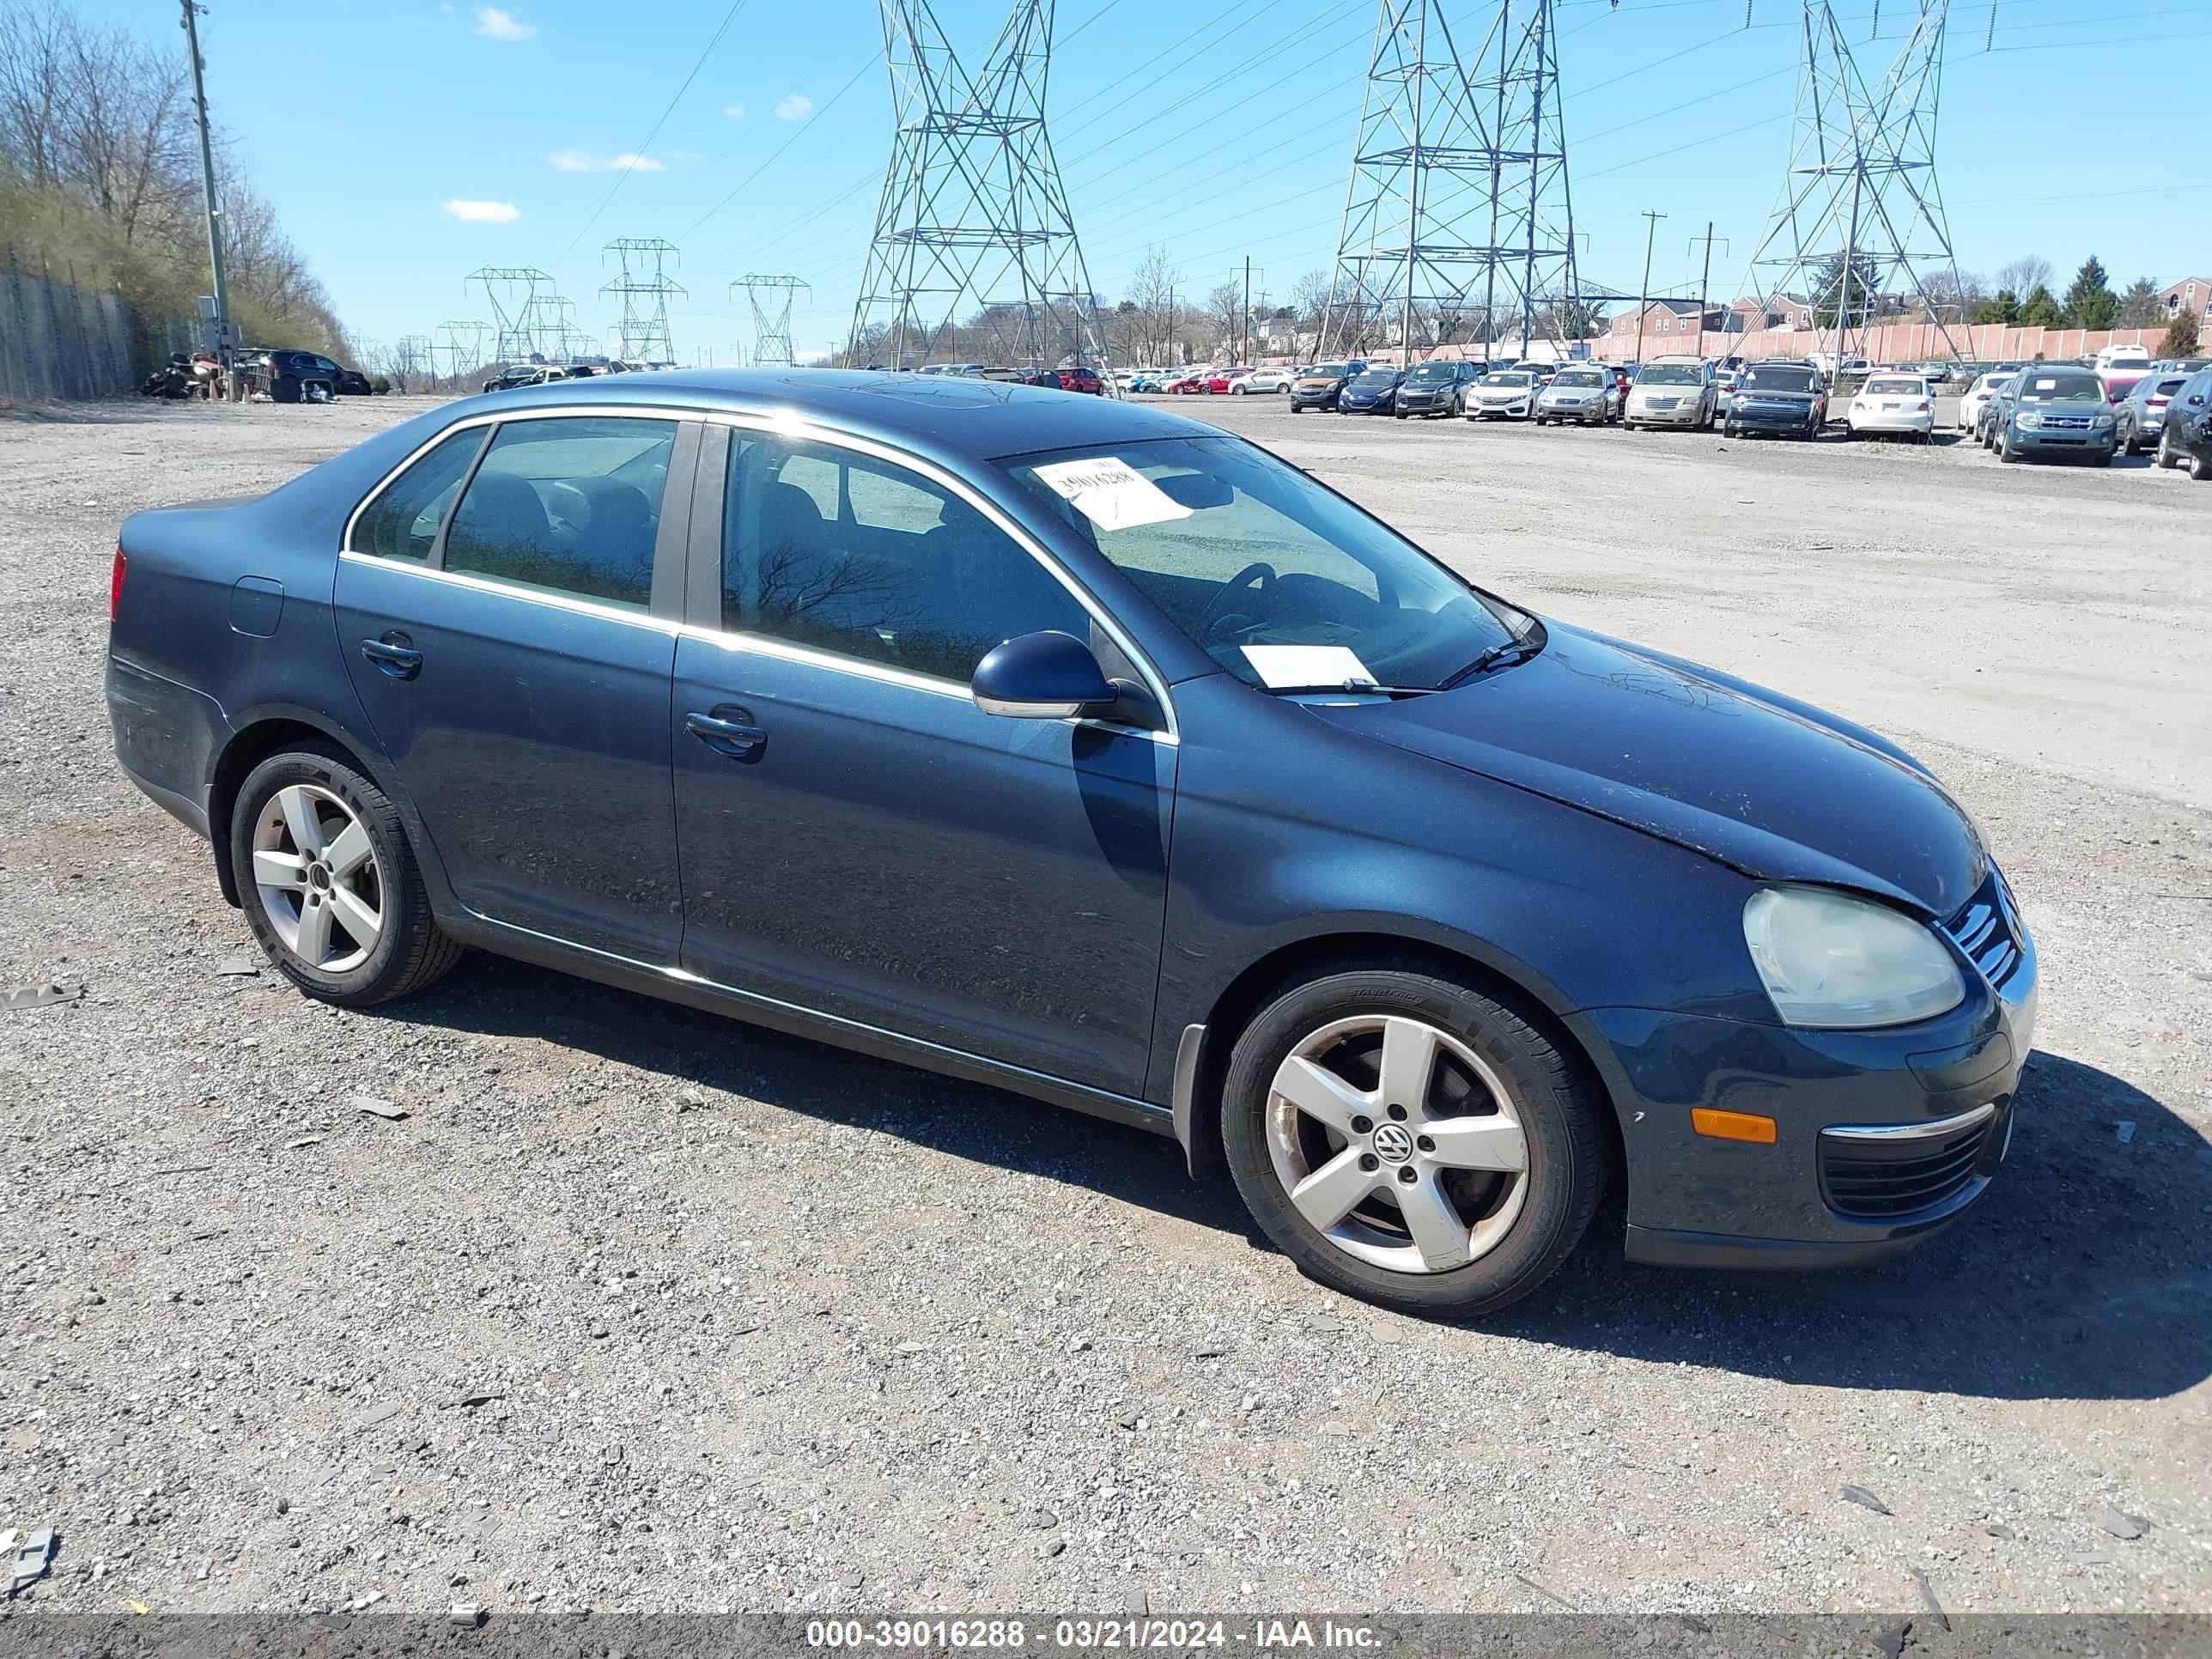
[1265, 1014, 1530, 1274]
[250, 783, 385, 972]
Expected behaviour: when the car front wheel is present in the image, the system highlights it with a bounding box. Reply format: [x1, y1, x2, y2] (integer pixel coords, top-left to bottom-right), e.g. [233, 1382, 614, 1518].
[1221, 968, 1606, 1317]
[229, 744, 464, 1006]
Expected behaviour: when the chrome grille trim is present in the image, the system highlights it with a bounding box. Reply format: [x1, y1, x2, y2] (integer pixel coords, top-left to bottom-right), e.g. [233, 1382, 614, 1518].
[1944, 866, 2029, 995]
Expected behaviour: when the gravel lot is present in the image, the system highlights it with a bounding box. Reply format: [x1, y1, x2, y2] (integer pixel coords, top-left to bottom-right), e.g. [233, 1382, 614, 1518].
[2, 392, 2209, 1622]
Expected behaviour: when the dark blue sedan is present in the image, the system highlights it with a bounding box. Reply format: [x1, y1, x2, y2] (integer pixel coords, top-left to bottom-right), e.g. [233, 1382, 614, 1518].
[106, 370, 2036, 1316]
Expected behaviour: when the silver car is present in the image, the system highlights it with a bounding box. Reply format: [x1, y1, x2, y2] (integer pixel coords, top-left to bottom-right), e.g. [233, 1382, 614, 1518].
[1532, 365, 1620, 426]
[1623, 358, 1715, 430]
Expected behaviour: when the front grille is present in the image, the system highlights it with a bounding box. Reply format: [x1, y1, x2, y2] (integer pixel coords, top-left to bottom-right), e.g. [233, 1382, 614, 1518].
[1820, 1105, 2001, 1218]
[2040, 414, 2094, 430]
[1944, 866, 2028, 994]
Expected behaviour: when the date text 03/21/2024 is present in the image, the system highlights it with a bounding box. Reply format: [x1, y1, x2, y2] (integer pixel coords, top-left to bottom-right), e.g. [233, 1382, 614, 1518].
[804, 1619, 1381, 1650]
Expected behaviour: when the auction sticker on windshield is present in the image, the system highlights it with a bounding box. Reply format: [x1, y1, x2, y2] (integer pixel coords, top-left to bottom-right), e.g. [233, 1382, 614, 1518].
[1242, 643, 1376, 690]
[1030, 456, 1192, 532]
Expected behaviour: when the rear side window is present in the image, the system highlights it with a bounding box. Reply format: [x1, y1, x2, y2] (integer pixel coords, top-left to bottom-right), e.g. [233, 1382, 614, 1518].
[350, 428, 487, 563]
[444, 416, 677, 610]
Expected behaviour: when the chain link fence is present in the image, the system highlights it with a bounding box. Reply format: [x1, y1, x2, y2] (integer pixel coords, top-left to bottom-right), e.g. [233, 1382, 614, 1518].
[0, 247, 198, 404]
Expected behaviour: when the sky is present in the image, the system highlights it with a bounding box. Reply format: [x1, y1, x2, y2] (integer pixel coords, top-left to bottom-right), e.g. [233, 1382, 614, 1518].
[91, 0, 2212, 362]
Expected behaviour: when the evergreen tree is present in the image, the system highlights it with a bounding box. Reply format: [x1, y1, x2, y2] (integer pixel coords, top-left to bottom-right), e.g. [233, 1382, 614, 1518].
[1811, 249, 1881, 328]
[2115, 277, 2162, 328]
[1972, 289, 2020, 325]
[2161, 309, 2201, 357]
[2062, 256, 2117, 330]
[2019, 285, 2064, 328]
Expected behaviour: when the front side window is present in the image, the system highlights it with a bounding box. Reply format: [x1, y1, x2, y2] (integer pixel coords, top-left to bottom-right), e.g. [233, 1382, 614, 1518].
[350, 428, 487, 563]
[1005, 435, 1517, 693]
[721, 432, 1090, 684]
[444, 416, 677, 609]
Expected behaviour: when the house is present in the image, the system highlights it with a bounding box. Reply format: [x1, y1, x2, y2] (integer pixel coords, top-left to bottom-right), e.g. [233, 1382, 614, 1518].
[1605, 298, 1725, 348]
[2160, 276, 2211, 321]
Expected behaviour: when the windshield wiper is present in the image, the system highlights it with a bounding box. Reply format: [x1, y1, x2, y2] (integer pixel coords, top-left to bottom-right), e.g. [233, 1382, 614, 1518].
[1264, 679, 1437, 698]
[1438, 628, 1545, 690]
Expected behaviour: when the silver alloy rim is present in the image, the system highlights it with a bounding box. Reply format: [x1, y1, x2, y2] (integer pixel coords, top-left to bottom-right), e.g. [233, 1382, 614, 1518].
[250, 783, 384, 973]
[1265, 1015, 1530, 1275]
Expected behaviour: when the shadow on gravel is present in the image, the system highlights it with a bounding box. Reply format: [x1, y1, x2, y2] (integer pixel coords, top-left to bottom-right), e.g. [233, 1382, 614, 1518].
[1501, 1050, 2212, 1402]
[376, 954, 1255, 1241]
[373, 959, 2209, 1401]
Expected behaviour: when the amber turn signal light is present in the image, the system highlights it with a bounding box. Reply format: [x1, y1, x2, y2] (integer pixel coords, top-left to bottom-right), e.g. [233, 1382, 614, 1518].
[1692, 1108, 1778, 1145]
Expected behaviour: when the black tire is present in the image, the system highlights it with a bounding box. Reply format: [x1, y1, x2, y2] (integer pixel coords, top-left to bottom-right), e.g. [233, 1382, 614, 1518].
[1999, 425, 2021, 464]
[270, 374, 301, 404]
[2191, 449, 2212, 483]
[2121, 427, 2139, 458]
[1220, 967, 1607, 1318]
[2155, 429, 2179, 469]
[228, 744, 464, 1006]
[1723, 422, 1738, 440]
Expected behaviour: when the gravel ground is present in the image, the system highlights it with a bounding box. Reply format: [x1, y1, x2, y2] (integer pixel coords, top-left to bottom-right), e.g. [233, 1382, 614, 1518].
[2, 392, 2208, 1622]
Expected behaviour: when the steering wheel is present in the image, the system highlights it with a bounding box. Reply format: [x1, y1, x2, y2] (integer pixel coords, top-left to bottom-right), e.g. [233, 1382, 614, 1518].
[1197, 561, 1278, 634]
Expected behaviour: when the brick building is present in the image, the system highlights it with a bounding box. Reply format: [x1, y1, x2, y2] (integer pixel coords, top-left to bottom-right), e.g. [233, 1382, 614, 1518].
[2160, 276, 2211, 325]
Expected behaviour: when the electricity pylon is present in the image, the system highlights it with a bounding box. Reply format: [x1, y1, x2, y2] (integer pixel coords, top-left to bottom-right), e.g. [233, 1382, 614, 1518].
[467, 266, 553, 362]
[602, 236, 684, 366]
[1322, 0, 1578, 362]
[732, 275, 810, 367]
[436, 319, 489, 382]
[1742, 0, 1965, 362]
[850, 0, 1109, 375]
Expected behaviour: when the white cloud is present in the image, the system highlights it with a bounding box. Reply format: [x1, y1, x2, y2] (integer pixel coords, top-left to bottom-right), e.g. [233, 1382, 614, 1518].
[544, 150, 665, 173]
[609, 153, 665, 173]
[546, 149, 592, 172]
[442, 198, 520, 224]
[721, 100, 748, 119]
[774, 94, 813, 121]
[472, 6, 535, 41]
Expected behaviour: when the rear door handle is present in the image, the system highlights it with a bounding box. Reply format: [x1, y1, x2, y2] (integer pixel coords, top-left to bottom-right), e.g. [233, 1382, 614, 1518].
[685, 707, 767, 759]
[360, 634, 422, 680]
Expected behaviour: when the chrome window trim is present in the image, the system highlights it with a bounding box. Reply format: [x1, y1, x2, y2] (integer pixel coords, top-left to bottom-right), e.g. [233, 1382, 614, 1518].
[1820, 1101, 1998, 1143]
[694, 407, 1180, 743]
[335, 549, 675, 632]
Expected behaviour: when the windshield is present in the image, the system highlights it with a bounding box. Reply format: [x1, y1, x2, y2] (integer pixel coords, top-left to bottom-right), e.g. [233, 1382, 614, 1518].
[2015, 374, 2104, 404]
[1409, 363, 1457, 382]
[1863, 377, 1923, 396]
[1551, 368, 1603, 387]
[1305, 363, 1352, 378]
[1481, 372, 1531, 387]
[1637, 363, 1702, 386]
[1740, 365, 1815, 392]
[1004, 435, 1518, 692]
[1352, 368, 1399, 386]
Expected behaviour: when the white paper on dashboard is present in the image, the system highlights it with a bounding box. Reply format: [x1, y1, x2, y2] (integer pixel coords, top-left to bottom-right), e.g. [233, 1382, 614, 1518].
[1030, 455, 1192, 532]
[1241, 643, 1376, 690]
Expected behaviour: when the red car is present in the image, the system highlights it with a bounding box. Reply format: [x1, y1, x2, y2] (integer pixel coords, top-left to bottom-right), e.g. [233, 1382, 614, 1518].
[1055, 365, 1103, 395]
[1167, 371, 1212, 395]
[1204, 366, 1253, 395]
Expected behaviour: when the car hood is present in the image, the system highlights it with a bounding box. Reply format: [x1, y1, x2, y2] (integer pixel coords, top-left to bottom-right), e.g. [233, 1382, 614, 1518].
[1304, 623, 1984, 917]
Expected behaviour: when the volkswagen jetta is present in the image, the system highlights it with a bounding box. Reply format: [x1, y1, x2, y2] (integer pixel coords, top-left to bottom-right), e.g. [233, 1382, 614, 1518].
[106, 371, 2035, 1316]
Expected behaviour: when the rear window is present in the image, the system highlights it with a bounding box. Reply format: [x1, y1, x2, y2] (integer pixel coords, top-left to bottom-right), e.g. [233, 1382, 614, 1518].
[1863, 377, 1923, 396]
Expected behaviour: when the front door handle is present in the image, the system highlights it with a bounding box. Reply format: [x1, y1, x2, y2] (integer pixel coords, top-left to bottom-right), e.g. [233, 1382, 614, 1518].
[685, 706, 767, 760]
[360, 633, 422, 680]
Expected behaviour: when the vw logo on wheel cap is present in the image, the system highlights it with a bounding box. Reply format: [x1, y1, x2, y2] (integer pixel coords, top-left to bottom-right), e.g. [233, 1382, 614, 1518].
[1371, 1122, 1416, 1164]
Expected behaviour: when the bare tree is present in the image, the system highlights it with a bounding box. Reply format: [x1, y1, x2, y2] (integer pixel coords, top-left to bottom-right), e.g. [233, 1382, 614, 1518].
[1995, 257, 2053, 302]
[1205, 280, 1244, 358]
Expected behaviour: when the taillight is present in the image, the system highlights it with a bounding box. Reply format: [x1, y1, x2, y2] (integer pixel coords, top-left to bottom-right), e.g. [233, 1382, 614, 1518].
[1916, 398, 1932, 411]
[2148, 397, 2169, 409]
[109, 549, 126, 623]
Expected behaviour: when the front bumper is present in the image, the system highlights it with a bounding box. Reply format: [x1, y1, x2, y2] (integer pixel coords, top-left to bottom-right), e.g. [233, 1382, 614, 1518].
[1581, 905, 2038, 1271]
[1340, 398, 1391, 414]
[1628, 398, 1702, 425]
[2009, 421, 2116, 455]
[1729, 402, 1819, 433]
[1466, 398, 1530, 419]
[1396, 392, 1458, 415]
[1290, 387, 1342, 410]
[1538, 398, 1608, 422]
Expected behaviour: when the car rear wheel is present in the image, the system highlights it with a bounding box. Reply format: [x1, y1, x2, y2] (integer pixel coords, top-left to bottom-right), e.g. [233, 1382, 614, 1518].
[229, 745, 464, 1006]
[1221, 968, 1606, 1317]
[2154, 429, 2178, 469]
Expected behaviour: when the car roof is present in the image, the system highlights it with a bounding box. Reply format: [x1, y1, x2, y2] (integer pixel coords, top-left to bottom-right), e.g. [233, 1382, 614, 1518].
[459, 367, 1212, 462]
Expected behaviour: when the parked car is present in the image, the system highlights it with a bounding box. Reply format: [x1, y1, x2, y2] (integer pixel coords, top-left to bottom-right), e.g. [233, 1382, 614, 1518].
[1462, 369, 1539, 421]
[1058, 365, 1104, 395]
[482, 366, 542, 394]
[1917, 362, 1956, 386]
[2113, 373, 2191, 456]
[1622, 358, 1715, 430]
[1202, 367, 1254, 395]
[1167, 369, 1213, 395]
[1723, 360, 1827, 440]
[1532, 364, 1620, 426]
[1955, 370, 2016, 434]
[336, 366, 375, 397]
[2151, 357, 2210, 374]
[2153, 364, 2212, 479]
[1395, 360, 1483, 418]
[1238, 367, 1300, 394]
[1289, 362, 1364, 413]
[1712, 363, 1739, 416]
[1990, 365, 2118, 465]
[106, 368, 2036, 1317]
[252, 348, 346, 404]
[1846, 374, 1935, 442]
[1336, 366, 1404, 415]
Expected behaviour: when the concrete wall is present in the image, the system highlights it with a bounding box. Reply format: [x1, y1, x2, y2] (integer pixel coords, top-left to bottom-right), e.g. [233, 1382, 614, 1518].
[0, 257, 194, 404]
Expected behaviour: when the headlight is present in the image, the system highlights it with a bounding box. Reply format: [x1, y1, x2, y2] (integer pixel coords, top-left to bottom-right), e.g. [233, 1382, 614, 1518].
[1742, 887, 1966, 1029]
[2014, 411, 2042, 428]
[2094, 413, 2114, 428]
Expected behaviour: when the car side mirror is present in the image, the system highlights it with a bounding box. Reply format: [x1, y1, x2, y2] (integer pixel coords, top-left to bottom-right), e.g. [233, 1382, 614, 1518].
[972, 630, 1114, 720]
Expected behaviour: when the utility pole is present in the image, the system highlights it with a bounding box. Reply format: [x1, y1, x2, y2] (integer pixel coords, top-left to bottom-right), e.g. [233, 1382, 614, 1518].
[179, 2, 232, 378]
[1243, 257, 1251, 366]
[1690, 221, 1728, 359]
[1634, 209, 1665, 369]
